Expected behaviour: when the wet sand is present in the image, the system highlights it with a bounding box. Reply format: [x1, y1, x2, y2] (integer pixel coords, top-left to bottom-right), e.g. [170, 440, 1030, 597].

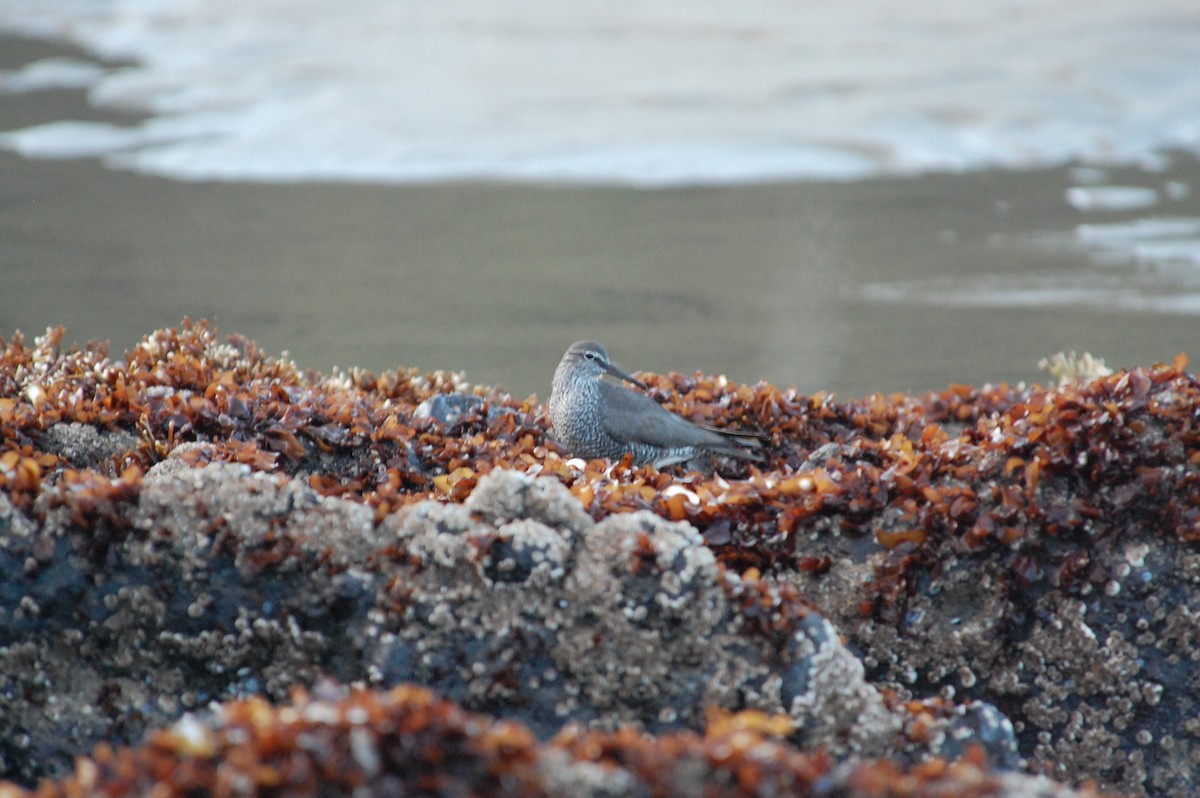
[2, 34, 1196, 400]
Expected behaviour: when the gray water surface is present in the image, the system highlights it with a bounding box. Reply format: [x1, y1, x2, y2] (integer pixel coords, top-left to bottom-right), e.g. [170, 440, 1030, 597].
[2, 36, 1196, 401]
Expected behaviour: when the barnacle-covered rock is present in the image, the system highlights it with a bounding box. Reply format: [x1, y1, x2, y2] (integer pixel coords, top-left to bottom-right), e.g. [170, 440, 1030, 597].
[369, 470, 907, 757]
[0, 457, 1001, 787]
[2, 320, 1199, 796]
[39, 422, 141, 474]
[1, 461, 382, 783]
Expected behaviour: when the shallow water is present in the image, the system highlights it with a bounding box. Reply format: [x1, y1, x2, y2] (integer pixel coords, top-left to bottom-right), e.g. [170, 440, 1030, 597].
[2, 134, 1196, 399]
[1, 32, 1198, 400]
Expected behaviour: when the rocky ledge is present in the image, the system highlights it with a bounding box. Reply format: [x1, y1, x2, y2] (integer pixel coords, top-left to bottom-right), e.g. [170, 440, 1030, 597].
[0, 321, 1196, 797]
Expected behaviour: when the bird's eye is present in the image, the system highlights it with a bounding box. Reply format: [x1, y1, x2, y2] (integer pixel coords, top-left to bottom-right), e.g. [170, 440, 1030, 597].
[584, 352, 595, 360]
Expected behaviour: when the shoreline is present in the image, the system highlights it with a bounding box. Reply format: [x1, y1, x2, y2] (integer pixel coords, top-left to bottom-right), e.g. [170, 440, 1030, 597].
[2, 33, 1198, 402]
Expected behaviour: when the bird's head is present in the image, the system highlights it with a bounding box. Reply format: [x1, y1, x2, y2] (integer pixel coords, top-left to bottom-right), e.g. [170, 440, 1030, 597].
[561, 340, 648, 389]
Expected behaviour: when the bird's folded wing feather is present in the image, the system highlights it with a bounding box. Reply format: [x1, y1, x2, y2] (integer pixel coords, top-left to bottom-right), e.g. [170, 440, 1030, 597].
[599, 382, 735, 448]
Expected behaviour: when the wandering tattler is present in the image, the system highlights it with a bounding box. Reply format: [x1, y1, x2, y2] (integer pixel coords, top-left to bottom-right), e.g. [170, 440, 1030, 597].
[549, 340, 762, 468]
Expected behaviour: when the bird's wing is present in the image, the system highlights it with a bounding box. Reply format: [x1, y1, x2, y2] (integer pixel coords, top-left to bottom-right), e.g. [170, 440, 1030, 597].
[599, 382, 736, 449]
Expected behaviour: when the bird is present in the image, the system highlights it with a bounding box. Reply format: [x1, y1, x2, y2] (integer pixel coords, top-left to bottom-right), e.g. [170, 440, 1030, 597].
[549, 340, 763, 468]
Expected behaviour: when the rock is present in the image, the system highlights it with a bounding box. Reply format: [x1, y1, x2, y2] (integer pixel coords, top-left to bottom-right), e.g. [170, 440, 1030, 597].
[1, 466, 1010, 786]
[39, 422, 141, 474]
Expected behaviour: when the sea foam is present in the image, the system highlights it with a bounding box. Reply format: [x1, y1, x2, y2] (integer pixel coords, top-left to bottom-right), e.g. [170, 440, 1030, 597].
[1, 0, 1198, 186]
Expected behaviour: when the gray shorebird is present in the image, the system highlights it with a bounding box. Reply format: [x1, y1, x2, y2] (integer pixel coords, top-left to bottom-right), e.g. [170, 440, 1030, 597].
[549, 340, 762, 468]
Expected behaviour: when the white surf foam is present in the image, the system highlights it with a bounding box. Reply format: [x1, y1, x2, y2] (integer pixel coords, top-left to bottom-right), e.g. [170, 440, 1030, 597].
[1, 1, 1199, 185]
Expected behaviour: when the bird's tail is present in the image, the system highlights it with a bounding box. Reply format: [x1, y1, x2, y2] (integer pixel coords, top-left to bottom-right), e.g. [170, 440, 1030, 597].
[707, 426, 765, 462]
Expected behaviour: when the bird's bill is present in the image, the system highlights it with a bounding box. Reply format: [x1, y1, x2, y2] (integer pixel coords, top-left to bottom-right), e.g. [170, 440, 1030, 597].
[603, 361, 648, 390]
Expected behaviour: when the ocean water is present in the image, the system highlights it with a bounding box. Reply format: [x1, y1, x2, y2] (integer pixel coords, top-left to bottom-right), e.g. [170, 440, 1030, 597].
[1, 3, 1198, 396]
[1, 0, 1198, 185]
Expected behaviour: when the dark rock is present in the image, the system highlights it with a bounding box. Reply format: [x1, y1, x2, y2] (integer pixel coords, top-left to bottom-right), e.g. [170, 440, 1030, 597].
[415, 393, 485, 425]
